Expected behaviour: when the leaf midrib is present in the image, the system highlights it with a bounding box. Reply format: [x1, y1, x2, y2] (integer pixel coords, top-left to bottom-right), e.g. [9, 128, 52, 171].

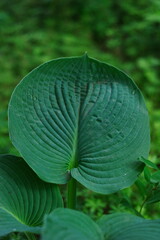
[68, 55, 89, 170]
[0, 206, 27, 226]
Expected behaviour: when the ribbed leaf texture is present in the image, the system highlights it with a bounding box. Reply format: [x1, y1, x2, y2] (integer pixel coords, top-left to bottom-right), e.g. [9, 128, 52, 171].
[0, 208, 40, 236]
[42, 208, 103, 240]
[9, 54, 150, 194]
[42, 210, 160, 240]
[97, 213, 160, 240]
[0, 155, 63, 236]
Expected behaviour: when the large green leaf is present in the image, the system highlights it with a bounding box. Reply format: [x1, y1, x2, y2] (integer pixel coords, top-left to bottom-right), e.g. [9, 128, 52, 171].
[0, 155, 63, 236]
[42, 208, 103, 240]
[97, 213, 160, 240]
[8, 54, 150, 194]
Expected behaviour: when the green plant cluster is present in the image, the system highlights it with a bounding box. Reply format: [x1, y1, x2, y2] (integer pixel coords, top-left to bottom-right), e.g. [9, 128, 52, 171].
[0, 55, 160, 240]
[0, 1, 160, 238]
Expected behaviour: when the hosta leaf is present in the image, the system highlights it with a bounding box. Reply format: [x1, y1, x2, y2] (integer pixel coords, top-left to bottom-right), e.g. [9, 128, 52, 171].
[0, 155, 63, 236]
[9, 55, 150, 194]
[42, 208, 103, 240]
[97, 213, 160, 240]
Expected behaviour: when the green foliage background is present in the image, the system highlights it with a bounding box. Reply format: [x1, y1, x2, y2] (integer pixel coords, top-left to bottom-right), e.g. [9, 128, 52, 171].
[0, 0, 160, 223]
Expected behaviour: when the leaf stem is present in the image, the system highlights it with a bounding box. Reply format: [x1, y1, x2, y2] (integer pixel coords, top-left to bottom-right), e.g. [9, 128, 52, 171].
[139, 184, 158, 214]
[67, 177, 77, 209]
[139, 198, 147, 214]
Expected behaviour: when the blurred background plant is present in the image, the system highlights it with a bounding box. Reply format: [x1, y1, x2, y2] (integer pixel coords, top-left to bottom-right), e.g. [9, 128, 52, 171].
[0, 0, 160, 234]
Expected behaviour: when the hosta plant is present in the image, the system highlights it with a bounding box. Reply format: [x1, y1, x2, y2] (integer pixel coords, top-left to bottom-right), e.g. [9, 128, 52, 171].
[1, 54, 160, 239]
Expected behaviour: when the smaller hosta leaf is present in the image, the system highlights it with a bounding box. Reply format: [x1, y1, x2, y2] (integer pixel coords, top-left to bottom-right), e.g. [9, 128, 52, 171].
[42, 208, 104, 240]
[0, 155, 63, 237]
[0, 208, 40, 236]
[97, 213, 160, 240]
[150, 171, 160, 183]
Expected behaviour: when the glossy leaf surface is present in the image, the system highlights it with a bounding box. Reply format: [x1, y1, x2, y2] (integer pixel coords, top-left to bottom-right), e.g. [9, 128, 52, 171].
[9, 55, 150, 193]
[42, 208, 103, 240]
[97, 213, 160, 240]
[0, 155, 63, 236]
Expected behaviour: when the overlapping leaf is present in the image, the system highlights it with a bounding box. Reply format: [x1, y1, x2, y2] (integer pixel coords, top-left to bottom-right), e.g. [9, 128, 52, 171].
[9, 55, 150, 193]
[42, 209, 160, 240]
[42, 208, 103, 240]
[0, 155, 63, 236]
